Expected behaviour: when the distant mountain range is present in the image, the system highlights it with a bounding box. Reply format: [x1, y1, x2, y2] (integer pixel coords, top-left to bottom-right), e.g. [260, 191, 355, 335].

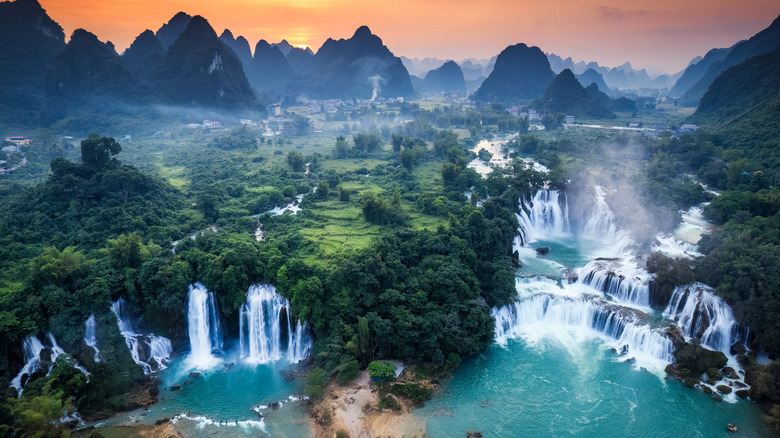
[672, 14, 780, 106]
[1, 0, 778, 132]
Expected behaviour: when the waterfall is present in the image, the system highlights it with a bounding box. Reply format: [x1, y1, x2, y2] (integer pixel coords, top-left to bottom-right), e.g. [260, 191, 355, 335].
[186, 283, 223, 368]
[517, 189, 570, 244]
[84, 314, 100, 362]
[492, 293, 673, 363]
[578, 259, 651, 307]
[580, 187, 632, 257]
[663, 283, 749, 354]
[10, 336, 44, 395]
[239, 284, 312, 364]
[10, 333, 88, 395]
[111, 298, 173, 373]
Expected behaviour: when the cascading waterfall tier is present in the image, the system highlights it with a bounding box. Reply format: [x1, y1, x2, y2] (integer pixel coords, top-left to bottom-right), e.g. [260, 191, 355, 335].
[664, 283, 750, 354]
[239, 284, 312, 364]
[84, 314, 100, 362]
[577, 259, 651, 307]
[517, 189, 570, 244]
[493, 278, 674, 364]
[10, 336, 45, 395]
[10, 333, 88, 395]
[111, 297, 172, 374]
[186, 283, 224, 368]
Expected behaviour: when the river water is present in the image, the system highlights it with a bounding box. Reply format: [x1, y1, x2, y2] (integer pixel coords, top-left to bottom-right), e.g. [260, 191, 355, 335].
[413, 186, 773, 437]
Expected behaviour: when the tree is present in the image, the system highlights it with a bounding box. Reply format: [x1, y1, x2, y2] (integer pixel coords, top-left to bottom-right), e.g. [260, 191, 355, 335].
[339, 185, 351, 202]
[433, 129, 459, 157]
[353, 132, 383, 153]
[334, 136, 349, 158]
[367, 360, 396, 385]
[80, 134, 121, 170]
[390, 133, 404, 153]
[287, 151, 306, 172]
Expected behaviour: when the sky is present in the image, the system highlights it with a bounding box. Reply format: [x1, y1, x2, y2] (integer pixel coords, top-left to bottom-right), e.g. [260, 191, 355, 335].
[38, 0, 779, 74]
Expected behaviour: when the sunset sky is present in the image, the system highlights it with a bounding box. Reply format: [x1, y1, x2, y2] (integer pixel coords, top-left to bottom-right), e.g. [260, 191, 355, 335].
[39, 0, 779, 73]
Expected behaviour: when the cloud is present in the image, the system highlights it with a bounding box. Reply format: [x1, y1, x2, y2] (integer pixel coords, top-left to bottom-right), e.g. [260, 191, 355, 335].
[598, 6, 624, 20]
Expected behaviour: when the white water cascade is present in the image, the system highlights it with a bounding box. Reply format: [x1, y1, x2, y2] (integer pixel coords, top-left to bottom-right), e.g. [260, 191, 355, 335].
[84, 314, 100, 362]
[580, 187, 633, 257]
[186, 283, 223, 368]
[10, 336, 45, 395]
[111, 298, 173, 373]
[239, 284, 312, 364]
[492, 277, 674, 365]
[663, 283, 749, 354]
[577, 259, 651, 307]
[517, 189, 570, 244]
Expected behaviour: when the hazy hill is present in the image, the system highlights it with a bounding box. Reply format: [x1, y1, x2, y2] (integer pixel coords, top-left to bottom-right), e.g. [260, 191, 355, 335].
[155, 12, 191, 49]
[472, 43, 554, 103]
[43, 29, 140, 129]
[400, 56, 446, 77]
[421, 60, 466, 94]
[678, 15, 780, 106]
[122, 30, 165, 81]
[576, 68, 610, 94]
[669, 48, 730, 97]
[302, 26, 414, 99]
[691, 45, 780, 127]
[286, 46, 315, 73]
[219, 29, 253, 68]
[0, 0, 65, 127]
[247, 39, 295, 92]
[151, 15, 258, 109]
[533, 69, 614, 118]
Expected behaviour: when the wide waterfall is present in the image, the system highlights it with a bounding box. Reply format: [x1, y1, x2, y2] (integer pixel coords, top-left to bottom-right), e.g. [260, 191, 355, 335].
[517, 189, 570, 244]
[111, 298, 173, 373]
[186, 283, 223, 368]
[577, 259, 651, 307]
[239, 284, 312, 364]
[493, 278, 674, 364]
[664, 283, 749, 354]
[84, 314, 100, 362]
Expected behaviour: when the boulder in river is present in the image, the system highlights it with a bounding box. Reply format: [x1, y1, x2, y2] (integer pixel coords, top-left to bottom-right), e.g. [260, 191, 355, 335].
[536, 247, 550, 255]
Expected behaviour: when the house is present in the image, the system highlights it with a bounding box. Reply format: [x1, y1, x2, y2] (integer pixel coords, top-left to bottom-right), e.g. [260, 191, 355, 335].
[267, 104, 282, 118]
[679, 124, 698, 133]
[203, 120, 222, 129]
[4, 136, 30, 147]
[564, 116, 575, 124]
[240, 119, 254, 125]
[628, 123, 640, 129]
[653, 123, 670, 131]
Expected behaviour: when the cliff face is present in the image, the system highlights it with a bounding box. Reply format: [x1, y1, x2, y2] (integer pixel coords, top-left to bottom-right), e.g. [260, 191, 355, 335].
[472, 43, 555, 103]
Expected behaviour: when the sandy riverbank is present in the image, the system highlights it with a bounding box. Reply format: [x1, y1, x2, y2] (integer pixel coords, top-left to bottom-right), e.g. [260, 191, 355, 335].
[312, 371, 426, 438]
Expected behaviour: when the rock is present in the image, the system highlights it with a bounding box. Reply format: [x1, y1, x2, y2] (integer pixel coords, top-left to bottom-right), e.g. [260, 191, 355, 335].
[726, 424, 738, 432]
[666, 326, 686, 350]
[269, 402, 280, 410]
[716, 385, 732, 394]
[736, 390, 749, 399]
[188, 371, 201, 379]
[734, 381, 747, 388]
[703, 386, 713, 395]
[223, 362, 235, 371]
[170, 385, 181, 391]
[683, 377, 698, 388]
[673, 342, 728, 374]
[563, 270, 578, 282]
[706, 368, 723, 380]
[713, 394, 723, 402]
[154, 418, 170, 426]
[730, 343, 748, 356]
[722, 367, 736, 376]
[536, 247, 549, 255]
[706, 379, 716, 386]
[467, 432, 483, 438]
[625, 357, 636, 365]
